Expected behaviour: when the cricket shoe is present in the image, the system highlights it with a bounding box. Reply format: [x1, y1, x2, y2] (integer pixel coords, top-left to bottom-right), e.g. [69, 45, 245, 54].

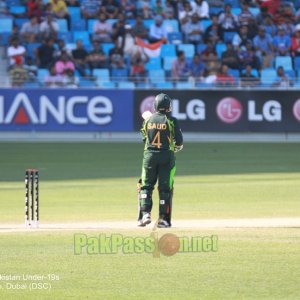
[140, 213, 151, 226]
[137, 219, 145, 227]
[157, 219, 171, 228]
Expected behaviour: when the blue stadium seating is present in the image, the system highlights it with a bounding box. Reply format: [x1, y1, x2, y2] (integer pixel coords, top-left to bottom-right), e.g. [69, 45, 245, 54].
[93, 69, 110, 81]
[201, 20, 212, 31]
[216, 43, 226, 58]
[249, 7, 260, 17]
[224, 32, 237, 43]
[27, 43, 40, 58]
[261, 69, 277, 86]
[149, 69, 165, 84]
[88, 19, 97, 33]
[0, 19, 13, 33]
[164, 20, 179, 33]
[163, 57, 176, 71]
[0, 32, 11, 46]
[58, 32, 73, 43]
[68, 7, 81, 20]
[14, 18, 28, 29]
[176, 82, 194, 89]
[24, 82, 40, 88]
[161, 44, 176, 58]
[145, 58, 162, 71]
[71, 19, 86, 31]
[178, 44, 195, 58]
[197, 44, 206, 54]
[37, 69, 48, 83]
[57, 19, 68, 32]
[118, 82, 135, 89]
[144, 20, 154, 29]
[294, 57, 300, 70]
[111, 68, 128, 82]
[154, 82, 173, 89]
[275, 56, 293, 71]
[97, 81, 116, 88]
[231, 8, 242, 15]
[73, 31, 90, 45]
[79, 79, 96, 87]
[10, 6, 26, 14]
[167, 32, 183, 44]
[101, 43, 114, 55]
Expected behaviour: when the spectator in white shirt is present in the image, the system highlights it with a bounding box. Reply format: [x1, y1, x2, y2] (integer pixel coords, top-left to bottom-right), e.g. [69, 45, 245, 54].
[149, 15, 167, 43]
[7, 38, 26, 66]
[192, 0, 209, 20]
[40, 14, 59, 40]
[93, 13, 112, 42]
[21, 16, 40, 42]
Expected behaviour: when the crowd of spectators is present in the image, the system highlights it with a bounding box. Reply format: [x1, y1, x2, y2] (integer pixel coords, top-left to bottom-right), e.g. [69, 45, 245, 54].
[2, 0, 300, 87]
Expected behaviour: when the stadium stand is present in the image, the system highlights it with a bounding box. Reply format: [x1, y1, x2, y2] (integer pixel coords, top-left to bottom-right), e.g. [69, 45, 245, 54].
[2, 0, 300, 88]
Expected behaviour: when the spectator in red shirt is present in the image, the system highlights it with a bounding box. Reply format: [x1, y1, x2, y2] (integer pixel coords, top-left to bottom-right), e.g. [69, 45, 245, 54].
[216, 64, 234, 87]
[28, 0, 43, 21]
[291, 24, 300, 57]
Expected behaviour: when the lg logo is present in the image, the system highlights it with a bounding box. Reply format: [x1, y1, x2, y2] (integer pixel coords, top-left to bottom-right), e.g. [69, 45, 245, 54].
[293, 99, 300, 122]
[216, 98, 282, 123]
[216, 97, 242, 124]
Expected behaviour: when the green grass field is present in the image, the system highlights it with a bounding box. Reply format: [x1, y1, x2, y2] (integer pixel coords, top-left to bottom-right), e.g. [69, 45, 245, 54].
[0, 142, 300, 300]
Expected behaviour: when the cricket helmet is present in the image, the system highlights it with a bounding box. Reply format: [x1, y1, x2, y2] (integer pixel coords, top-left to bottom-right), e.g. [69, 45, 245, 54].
[154, 93, 172, 112]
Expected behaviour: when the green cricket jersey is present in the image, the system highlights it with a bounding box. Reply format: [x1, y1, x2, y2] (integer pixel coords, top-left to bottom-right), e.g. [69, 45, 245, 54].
[141, 112, 183, 152]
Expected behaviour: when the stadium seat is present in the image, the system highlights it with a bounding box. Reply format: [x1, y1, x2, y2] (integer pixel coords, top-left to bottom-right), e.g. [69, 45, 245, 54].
[197, 43, 206, 54]
[15, 18, 29, 29]
[71, 19, 86, 31]
[241, 69, 259, 77]
[224, 31, 237, 43]
[26, 43, 40, 58]
[57, 19, 68, 32]
[231, 8, 242, 15]
[58, 32, 73, 43]
[68, 7, 81, 20]
[111, 68, 128, 82]
[145, 58, 162, 71]
[163, 57, 176, 71]
[294, 57, 300, 70]
[149, 69, 165, 84]
[167, 32, 183, 44]
[216, 43, 226, 58]
[7, 0, 21, 5]
[118, 82, 135, 89]
[201, 20, 212, 31]
[209, 7, 224, 15]
[178, 44, 195, 58]
[10, 6, 26, 14]
[228, 69, 239, 85]
[0, 19, 13, 33]
[93, 68, 110, 81]
[161, 44, 176, 58]
[164, 19, 179, 33]
[79, 79, 96, 87]
[101, 43, 114, 55]
[88, 19, 97, 33]
[275, 56, 293, 71]
[106, 19, 118, 26]
[176, 82, 194, 89]
[66, 43, 77, 53]
[144, 20, 154, 29]
[260, 69, 277, 86]
[0, 32, 11, 46]
[24, 82, 40, 88]
[249, 7, 260, 17]
[97, 81, 116, 88]
[37, 69, 48, 83]
[73, 31, 90, 45]
[224, 0, 240, 7]
[154, 82, 173, 89]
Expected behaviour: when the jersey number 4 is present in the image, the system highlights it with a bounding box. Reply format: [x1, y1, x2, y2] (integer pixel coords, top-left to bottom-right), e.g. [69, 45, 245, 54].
[152, 131, 162, 148]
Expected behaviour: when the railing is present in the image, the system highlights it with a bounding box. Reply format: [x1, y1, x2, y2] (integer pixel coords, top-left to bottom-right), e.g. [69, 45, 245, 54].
[2, 76, 299, 89]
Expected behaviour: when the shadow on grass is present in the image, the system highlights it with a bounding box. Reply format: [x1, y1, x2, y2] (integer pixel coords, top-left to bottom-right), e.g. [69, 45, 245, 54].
[0, 142, 300, 181]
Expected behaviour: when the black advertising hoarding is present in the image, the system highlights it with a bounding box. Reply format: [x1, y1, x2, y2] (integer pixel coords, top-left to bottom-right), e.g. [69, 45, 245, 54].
[134, 90, 300, 132]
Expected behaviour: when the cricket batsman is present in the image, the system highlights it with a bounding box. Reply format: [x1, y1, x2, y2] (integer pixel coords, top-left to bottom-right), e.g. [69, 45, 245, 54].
[137, 93, 183, 228]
